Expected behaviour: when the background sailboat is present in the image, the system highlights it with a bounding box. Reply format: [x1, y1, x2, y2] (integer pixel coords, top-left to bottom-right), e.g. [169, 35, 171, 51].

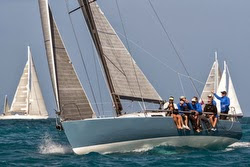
[0, 46, 48, 119]
[201, 56, 243, 116]
[2, 95, 10, 115]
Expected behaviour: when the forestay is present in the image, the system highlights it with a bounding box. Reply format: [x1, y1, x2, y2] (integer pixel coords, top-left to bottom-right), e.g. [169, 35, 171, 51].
[39, 0, 94, 121]
[80, 1, 162, 103]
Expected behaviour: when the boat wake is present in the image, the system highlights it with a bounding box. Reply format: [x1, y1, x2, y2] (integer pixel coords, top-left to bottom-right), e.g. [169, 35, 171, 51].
[224, 142, 250, 152]
[38, 134, 72, 154]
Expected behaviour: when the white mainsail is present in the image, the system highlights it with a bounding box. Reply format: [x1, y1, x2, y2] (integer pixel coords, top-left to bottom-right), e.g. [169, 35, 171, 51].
[200, 52, 221, 103]
[227, 66, 243, 115]
[10, 59, 29, 114]
[8, 46, 48, 118]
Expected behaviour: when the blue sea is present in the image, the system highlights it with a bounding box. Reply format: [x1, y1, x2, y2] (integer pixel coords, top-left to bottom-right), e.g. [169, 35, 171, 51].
[0, 118, 249, 166]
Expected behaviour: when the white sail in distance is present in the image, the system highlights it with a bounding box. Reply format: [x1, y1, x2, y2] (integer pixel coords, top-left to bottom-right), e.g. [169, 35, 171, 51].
[28, 47, 48, 116]
[9, 46, 48, 117]
[227, 66, 242, 115]
[3, 95, 10, 115]
[200, 52, 221, 104]
[10, 59, 29, 114]
[216, 61, 227, 114]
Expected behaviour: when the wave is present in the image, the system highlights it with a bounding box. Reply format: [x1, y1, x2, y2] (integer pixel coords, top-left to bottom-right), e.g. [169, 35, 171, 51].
[38, 134, 72, 154]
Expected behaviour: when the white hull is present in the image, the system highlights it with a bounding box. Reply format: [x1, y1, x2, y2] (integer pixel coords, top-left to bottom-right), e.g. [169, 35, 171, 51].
[0, 114, 48, 120]
[73, 136, 238, 155]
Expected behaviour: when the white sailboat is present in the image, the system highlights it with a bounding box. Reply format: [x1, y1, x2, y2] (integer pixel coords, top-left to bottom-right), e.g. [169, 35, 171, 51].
[0, 46, 48, 119]
[39, 0, 242, 154]
[200, 55, 243, 116]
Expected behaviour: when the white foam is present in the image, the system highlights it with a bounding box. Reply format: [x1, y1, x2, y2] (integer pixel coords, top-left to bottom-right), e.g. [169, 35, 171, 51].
[39, 134, 71, 154]
[228, 142, 250, 148]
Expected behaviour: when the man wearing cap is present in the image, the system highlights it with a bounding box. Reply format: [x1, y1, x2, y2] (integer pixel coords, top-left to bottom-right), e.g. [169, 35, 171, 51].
[163, 96, 183, 129]
[190, 97, 202, 132]
[212, 90, 230, 120]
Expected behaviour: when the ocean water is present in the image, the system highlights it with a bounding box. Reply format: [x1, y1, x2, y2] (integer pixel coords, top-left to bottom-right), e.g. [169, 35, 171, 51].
[0, 119, 249, 167]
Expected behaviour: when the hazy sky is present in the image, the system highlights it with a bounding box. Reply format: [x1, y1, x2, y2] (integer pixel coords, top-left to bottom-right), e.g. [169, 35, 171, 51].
[0, 0, 249, 117]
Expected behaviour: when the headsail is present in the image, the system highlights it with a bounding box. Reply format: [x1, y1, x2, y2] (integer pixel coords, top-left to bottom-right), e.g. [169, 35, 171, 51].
[39, 0, 94, 120]
[3, 95, 10, 115]
[227, 66, 242, 115]
[28, 47, 48, 116]
[78, 0, 162, 114]
[200, 52, 221, 103]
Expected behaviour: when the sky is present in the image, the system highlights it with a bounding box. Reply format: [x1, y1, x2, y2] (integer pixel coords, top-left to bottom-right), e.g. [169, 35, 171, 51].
[0, 0, 249, 117]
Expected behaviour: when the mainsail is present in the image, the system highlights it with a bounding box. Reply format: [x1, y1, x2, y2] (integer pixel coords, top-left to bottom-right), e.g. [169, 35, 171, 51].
[10, 59, 29, 114]
[3, 95, 10, 115]
[39, 0, 94, 120]
[227, 66, 243, 115]
[200, 52, 221, 103]
[78, 0, 162, 114]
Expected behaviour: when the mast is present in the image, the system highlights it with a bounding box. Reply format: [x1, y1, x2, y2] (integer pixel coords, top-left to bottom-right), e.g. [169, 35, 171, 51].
[27, 46, 31, 114]
[78, 0, 122, 116]
[214, 51, 218, 92]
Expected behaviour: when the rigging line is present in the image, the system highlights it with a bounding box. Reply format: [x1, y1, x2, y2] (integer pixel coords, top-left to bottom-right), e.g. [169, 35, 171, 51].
[148, 0, 201, 98]
[178, 73, 186, 96]
[115, 0, 146, 111]
[92, 41, 105, 116]
[116, 31, 205, 85]
[65, 0, 100, 116]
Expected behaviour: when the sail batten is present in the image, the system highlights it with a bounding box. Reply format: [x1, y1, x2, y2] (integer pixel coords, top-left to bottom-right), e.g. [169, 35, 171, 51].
[78, 1, 162, 107]
[39, 0, 94, 120]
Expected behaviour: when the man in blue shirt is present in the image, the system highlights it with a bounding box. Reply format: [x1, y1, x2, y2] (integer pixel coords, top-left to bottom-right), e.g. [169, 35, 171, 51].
[213, 90, 230, 120]
[177, 96, 192, 130]
[190, 97, 202, 132]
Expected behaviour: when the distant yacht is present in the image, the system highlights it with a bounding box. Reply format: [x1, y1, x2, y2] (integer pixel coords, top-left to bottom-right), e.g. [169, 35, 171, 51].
[0, 46, 48, 119]
[200, 52, 243, 117]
